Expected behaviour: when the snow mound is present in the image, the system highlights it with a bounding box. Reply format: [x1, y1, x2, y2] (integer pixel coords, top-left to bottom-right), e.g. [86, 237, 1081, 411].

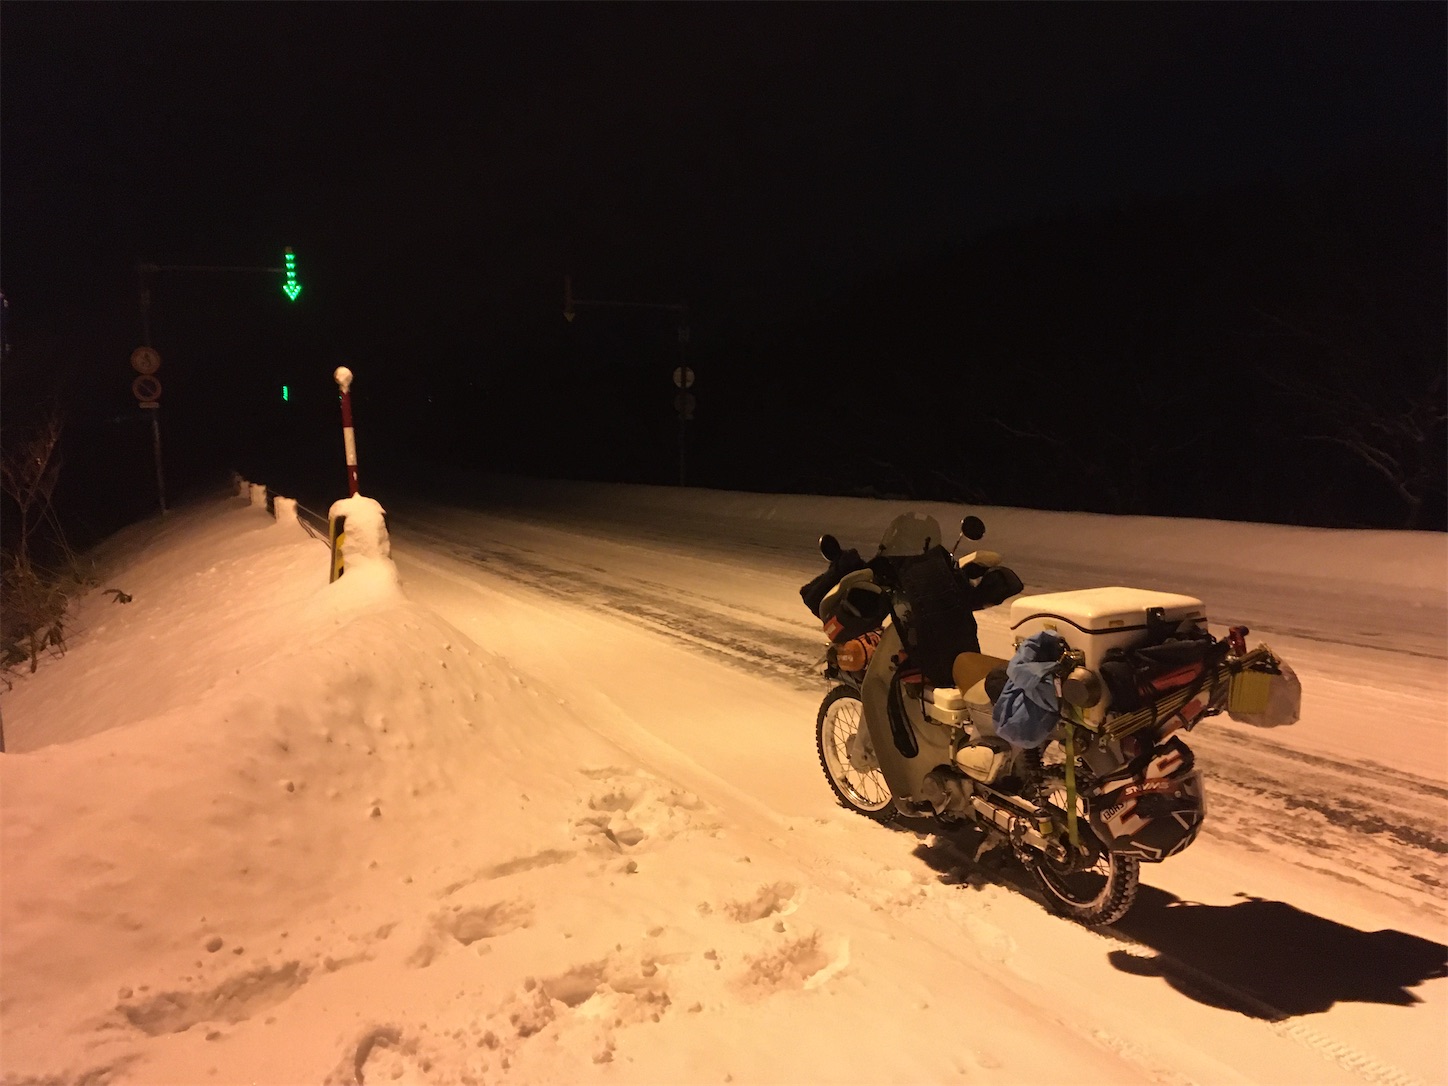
[0, 496, 633, 1081]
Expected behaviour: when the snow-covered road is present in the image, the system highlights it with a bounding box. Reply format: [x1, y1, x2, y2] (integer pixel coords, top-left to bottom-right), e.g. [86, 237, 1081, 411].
[376, 481, 1447, 1085]
[387, 488, 1448, 917]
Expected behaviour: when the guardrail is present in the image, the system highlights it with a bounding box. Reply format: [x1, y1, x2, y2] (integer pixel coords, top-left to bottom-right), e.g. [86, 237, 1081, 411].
[234, 475, 330, 548]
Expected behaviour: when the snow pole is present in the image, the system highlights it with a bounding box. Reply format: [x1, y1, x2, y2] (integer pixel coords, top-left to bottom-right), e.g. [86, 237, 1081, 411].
[334, 366, 359, 496]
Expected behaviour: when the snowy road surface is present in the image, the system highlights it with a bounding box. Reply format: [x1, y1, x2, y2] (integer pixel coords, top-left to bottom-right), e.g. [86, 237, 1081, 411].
[376, 480, 1446, 1084]
[388, 487, 1447, 917]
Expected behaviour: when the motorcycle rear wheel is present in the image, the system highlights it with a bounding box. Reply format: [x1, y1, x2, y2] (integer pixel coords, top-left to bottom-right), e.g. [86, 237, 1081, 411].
[1025, 830, 1139, 927]
[816, 685, 897, 822]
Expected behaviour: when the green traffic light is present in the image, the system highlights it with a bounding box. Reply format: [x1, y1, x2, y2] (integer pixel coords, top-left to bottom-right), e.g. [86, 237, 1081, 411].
[282, 385, 289, 402]
[282, 247, 302, 302]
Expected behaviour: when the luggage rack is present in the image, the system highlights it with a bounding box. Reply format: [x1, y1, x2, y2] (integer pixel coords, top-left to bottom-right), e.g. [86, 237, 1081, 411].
[1095, 645, 1280, 742]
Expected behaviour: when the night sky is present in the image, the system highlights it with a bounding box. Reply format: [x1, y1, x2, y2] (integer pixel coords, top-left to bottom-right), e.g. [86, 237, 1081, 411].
[2, 3, 1444, 540]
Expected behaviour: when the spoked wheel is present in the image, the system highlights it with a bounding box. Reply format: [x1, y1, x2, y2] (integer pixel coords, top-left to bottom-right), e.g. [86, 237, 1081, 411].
[1025, 782, 1138, 926]
[816, 685, 897, 822]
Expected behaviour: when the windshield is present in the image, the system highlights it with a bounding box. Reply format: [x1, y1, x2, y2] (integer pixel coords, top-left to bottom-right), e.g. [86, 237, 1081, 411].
[876, 512, 945, 557]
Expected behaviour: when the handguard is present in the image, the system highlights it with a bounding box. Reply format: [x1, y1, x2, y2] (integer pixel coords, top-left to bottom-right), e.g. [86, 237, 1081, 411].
[969, 566, 1025, 609]
[818, 569, 891, 644]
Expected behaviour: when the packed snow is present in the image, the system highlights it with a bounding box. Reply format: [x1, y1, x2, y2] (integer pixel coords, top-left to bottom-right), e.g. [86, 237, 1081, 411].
[1, 478, 1444, 1086]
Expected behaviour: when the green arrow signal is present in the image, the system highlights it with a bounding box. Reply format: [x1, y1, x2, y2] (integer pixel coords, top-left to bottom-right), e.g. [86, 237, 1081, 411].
[281, 247, 302, 302]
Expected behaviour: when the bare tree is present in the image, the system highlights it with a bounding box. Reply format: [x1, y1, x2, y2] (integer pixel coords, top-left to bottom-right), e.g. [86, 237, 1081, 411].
[1258, 308, 1447, 530]
[0, 408, 72, 677]
[0, 408, 65, 570]
[995, 377, 1202, 517]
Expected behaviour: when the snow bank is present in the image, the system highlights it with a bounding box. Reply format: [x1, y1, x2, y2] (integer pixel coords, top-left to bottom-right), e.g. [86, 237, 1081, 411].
[0, 495, 633, 1082]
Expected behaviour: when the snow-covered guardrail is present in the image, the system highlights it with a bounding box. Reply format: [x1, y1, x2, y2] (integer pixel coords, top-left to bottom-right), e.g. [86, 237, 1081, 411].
[233, 475, 390, 585]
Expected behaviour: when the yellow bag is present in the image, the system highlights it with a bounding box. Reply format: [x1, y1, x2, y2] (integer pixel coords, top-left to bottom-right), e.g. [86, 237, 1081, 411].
[1227, 661, 1301, 727]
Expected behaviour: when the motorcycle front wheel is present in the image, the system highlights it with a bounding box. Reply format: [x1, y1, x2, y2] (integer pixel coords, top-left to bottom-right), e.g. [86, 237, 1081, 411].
[816, 685, 897, 823]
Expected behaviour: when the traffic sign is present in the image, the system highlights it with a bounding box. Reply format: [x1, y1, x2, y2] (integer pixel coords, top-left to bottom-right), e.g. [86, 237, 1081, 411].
[673, 366, 696, 389]
[130, 346, 161, 374]
[132, 373, 162, 403]
[674, 391, 696, 419]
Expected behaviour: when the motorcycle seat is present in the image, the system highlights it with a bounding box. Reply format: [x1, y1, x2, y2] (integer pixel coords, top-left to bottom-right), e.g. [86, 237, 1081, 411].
[953, 651, 1009, 697]
[926, 652, 1011, 725]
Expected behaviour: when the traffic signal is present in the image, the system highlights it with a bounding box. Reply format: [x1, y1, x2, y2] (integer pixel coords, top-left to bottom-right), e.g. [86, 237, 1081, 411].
[282, 248, 302, 301]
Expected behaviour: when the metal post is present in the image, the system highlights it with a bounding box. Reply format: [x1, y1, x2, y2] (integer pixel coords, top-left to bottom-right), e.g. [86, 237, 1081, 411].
[566, 278, 692, 487]
[677, 314, 689, 487]
[137, 264, 166, 515]
[334, 366, 359, 495]
[138, 268, 152, 349]
[149, 414, 167, 515]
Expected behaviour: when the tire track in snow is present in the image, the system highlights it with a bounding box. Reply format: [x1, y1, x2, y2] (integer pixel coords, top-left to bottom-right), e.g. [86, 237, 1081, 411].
[1106, 946, 1431, 1086]
[396, 525, 827, 690]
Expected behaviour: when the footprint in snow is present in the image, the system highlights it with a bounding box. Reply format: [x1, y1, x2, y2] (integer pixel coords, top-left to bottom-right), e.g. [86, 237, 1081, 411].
[736, 930, 850, 996]
[724, 882, 800, 923]
[324, 1024, 431, 1086]
[407, 899, 534, 968]
[489, 952, 673, 1064]
[571, 771, 714, 852]
[118, 960, 309, 1036]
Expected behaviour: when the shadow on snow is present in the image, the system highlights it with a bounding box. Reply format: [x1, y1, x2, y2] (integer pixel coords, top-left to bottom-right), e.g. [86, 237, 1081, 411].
[907, 828, 1446, 1019]
[1110, 886, 1447, 1019]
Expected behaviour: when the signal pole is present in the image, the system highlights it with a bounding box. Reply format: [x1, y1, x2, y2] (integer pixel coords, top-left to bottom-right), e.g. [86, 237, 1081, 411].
[564, 275, 693, 486]
[135, 266, 166, 514]
[133, 249, 303, 514]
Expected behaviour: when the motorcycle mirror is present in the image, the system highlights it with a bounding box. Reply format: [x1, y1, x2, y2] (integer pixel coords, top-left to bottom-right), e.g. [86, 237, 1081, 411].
[819, 534, 842, 562]
[961, 515, 986, 541]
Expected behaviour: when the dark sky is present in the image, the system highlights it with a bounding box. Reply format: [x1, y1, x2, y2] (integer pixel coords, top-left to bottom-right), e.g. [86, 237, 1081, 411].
[4, 3, 1442, 349]
[1, 2, 1444, 535]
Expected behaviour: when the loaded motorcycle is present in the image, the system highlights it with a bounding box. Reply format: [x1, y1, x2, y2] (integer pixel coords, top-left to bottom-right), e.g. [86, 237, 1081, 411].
[801, 511, 1300, 927]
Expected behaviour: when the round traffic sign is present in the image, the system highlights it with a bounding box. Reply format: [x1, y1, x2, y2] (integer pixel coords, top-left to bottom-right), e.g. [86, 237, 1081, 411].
[130, 346, 161, 374]
[132, 373, 162, 403]
[674, 391, 696, 419]
[672, 366, 696, 389]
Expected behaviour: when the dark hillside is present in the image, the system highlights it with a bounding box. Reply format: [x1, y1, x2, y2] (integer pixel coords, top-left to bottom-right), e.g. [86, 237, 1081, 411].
[709, 153, 1446, 529]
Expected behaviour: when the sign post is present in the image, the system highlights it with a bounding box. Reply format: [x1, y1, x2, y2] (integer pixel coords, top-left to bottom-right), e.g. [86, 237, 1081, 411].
[334, 366, 359, 496]
[672, 357, 696, 487]
[130, 345, 166, 514]
[565, 276, 694, 485]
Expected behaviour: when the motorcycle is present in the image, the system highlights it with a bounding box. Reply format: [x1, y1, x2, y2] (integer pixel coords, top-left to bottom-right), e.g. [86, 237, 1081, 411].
[801, 511, 1300, 926]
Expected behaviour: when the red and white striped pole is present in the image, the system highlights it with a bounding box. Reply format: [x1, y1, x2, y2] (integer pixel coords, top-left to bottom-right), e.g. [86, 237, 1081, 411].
[333, 366, 359, 496]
